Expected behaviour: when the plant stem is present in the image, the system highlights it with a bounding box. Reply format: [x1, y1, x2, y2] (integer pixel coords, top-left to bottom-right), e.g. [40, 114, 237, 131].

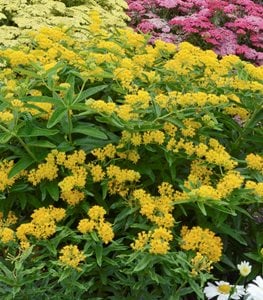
[67, 109, 73, 144]
[0, 124, 37, 161]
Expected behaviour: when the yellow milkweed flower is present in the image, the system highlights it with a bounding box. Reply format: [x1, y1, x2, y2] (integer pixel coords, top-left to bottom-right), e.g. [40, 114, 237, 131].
[216, 171, 244, 198]
[130, 132, 142, 146]
[195, 185, 221, 200]
[88, 206, 106, 221]
[180, 226, 223, 263]
[246, 153, 263, 174]
[78, 206, 114, 244]
[133, 185, 175, 228]
[59, 245, 86, 270]
[27, 155, 58, 185]
[0, 211, 17, 227]
[0, 160, 19, 191]
[131, 227, 173, 255]
[131, 231, 149, 251]
[205, 139, 237, 170]
[106, 165, 141, 197]
[97, 222, 115, 244]
[0, 227, 15, 244]
[149, 227, 173, 255]
[16, 206, 66, 243]
[0, 111, 14, 123]
[88, 163, 105, 182]
[143, 130, 165, 145]
[124, 90, 151, 109]
[77, 219, 96, 234]
[92, 144, 117, 161]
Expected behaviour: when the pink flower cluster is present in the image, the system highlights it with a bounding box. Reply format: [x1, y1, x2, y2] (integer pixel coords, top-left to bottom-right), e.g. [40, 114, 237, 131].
[126, 0, 263, 64]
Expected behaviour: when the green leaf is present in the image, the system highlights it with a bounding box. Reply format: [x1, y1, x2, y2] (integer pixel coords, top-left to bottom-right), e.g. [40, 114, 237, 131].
[46, 181, 60, 201]
[72, 125, 108, 139]
[95, 243, 103, 267]
[245, 108, 263, 129]
[114, 207, 138, 223]
[8, 156, 34, 178]
[47, 108, 67, 128]
[75, 85, 108, 103]
[133, 255, 152, 272]
[0, 132, 13, 144]
[197, 202, 207, 216]
[27, 140, 57, 148]
[18, 125, 59, 137]
[64, 74, 75, 105]
[20, 96, 63, 106]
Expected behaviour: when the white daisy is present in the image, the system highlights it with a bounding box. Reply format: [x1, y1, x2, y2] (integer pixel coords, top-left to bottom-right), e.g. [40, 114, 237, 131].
[246, 276, 263, 300]
[237, 261, 252, 277]
[204, 281, 245, 300]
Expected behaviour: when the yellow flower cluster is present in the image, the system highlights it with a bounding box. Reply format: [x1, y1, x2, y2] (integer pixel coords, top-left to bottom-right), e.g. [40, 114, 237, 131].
[184, 160, 213, 190]
[59, 245, 86, 271]
[116, 149, 140, 164]
[142, 130, 165, 145]
[246, 153, 263, 174]
[120, 130, 166, 147]
[28, 150, 87, 205]
[183, 165, 243, 201]
[78, 205, 114, 244]
[167, 91, 229, 109]
[57, 150, 87, 206]
[205, 139, 237, 170]
[180, 226, 223, 263]
[89, 100, 116, 115]
[216, 171, 244, 198]
[91, 144, 117, 161]
[106, 165, 141, 197]
[0, 160, 20, 191]
[224, 106, 250, 123]
[88, 163, 105, 182]
[0, 211, 17, 244]
[16, 206, 65, 248]
[28, 151, 59, 185]
[124, 90, 151, 110]
[0, 110, 14, 123]
[132, 183, 175, 254]
[133, 183, 175, 228]
[181, 119, 201, 138]
[245, 181, 263, 198]
[131, 227, 173, 255]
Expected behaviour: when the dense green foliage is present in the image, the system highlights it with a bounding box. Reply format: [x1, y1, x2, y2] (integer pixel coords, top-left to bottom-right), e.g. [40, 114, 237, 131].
[0, 6, 262, 300]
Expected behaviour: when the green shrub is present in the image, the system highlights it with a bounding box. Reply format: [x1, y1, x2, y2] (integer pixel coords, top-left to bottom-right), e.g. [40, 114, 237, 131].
[0, 13, 262, 299]
[0, 0, 129, 47]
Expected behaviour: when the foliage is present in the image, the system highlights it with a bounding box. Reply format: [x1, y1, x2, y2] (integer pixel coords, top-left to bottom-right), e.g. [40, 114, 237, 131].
[0, 0, 129, 47]
[126, 0, 263, 65]
[0, 12, 262, 299]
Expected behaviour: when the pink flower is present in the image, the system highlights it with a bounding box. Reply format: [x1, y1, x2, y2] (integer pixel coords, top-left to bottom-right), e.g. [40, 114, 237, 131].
[138, 20, 155, 33]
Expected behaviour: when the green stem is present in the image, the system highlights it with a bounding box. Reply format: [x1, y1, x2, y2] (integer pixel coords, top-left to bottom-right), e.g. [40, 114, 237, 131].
[67, 109, 73, 144]
[73, 80, 87, 105]
[0, 124, 37, 162]
[16, 136, 38, 161]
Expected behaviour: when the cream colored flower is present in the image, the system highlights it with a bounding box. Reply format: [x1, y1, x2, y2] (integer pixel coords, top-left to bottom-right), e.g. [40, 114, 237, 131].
[237, 261, 251, 277]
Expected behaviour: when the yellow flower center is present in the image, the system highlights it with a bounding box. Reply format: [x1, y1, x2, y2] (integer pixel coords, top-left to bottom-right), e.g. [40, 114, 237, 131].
[218, 284, 231, 294]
